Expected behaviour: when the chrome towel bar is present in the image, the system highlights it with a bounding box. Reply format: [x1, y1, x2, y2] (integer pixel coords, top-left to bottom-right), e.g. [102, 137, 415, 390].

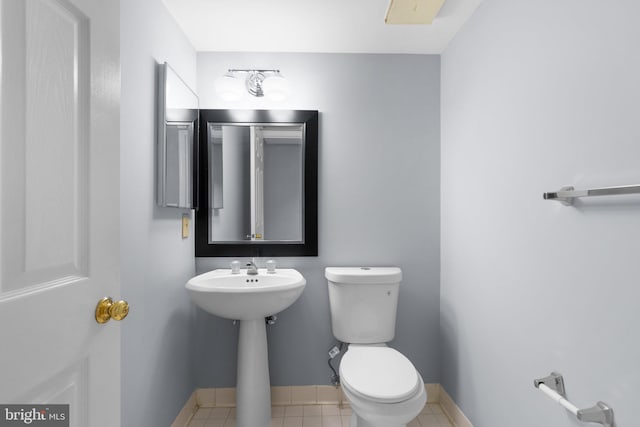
[543, 184, 640, 205]
[534, 372, 614, 427]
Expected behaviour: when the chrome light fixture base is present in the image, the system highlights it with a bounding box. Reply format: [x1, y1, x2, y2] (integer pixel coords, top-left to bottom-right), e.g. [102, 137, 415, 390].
[215, 69, 289, 101]
[223, 69, 286, 99]
[244, 70, 267, 97]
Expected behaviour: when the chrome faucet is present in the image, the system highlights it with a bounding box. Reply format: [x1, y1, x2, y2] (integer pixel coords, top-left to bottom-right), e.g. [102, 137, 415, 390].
[246, 261, 258, 275]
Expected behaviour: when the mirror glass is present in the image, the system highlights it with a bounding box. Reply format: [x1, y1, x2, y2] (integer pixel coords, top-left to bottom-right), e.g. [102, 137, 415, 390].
[208, 124, 304, 243]
[196, 110, 318, 257]
[156, 62, 198, 208]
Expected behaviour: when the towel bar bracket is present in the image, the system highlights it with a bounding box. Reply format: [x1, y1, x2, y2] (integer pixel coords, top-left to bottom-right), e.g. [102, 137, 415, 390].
[578, 402, 614, 427]
[543, 186, 576, 206]
[534, 372, 566, 396]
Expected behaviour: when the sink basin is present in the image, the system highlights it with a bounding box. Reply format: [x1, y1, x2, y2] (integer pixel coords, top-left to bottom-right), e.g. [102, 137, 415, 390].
[186, 268, 306, 320]
[186, 268, 306, 427]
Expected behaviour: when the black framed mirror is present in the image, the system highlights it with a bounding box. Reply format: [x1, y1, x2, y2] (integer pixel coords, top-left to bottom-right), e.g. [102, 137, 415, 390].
[195, 109, 318, 257]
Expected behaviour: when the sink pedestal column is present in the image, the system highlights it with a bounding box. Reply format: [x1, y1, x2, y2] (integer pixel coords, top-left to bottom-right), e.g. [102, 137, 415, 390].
[237, 318, 271, 427]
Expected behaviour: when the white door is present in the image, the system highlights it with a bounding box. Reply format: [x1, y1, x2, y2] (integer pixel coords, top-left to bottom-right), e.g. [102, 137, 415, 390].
[0, 0, 121, 426]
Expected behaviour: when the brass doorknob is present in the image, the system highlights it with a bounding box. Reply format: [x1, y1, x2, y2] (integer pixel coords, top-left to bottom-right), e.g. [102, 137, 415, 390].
[95, 297, 130, 324]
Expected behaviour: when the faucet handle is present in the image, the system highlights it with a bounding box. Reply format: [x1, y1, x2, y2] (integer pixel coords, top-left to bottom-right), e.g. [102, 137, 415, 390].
[230, 260, 241, 274]
[266, 259, 276, 274]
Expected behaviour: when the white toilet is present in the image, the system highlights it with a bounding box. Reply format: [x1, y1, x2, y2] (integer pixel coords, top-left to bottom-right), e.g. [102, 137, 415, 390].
[325, 267, 427, 427]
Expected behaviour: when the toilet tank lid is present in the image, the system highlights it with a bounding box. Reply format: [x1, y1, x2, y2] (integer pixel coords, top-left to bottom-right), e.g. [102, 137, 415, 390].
[324, 267, 402, 284]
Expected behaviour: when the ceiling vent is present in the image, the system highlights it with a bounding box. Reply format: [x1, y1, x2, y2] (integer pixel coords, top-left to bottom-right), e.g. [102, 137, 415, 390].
[385, 0, 446, 25]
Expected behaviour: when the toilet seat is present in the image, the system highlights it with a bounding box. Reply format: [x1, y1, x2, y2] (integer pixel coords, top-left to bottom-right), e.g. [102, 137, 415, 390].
[340, 346, 421, 404]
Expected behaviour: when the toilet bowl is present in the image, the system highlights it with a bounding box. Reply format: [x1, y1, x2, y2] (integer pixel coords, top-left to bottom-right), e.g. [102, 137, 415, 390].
[340, 345, 426, 427]
[325, 267, 427, 427]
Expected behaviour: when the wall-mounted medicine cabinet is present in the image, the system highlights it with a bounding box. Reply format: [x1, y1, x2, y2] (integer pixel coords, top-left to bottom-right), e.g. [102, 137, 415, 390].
[156, 62, 199, 208]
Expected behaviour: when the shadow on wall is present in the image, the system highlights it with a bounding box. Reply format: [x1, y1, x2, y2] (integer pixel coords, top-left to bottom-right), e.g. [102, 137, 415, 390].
[548, 197, 640, 212]
[151, 309, 196, 423]
[439, 299, 479, 415]
[193, 309, 239, 387]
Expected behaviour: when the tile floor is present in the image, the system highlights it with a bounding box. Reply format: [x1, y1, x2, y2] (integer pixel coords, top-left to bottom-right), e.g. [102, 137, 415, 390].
[186, 402, 453, 427]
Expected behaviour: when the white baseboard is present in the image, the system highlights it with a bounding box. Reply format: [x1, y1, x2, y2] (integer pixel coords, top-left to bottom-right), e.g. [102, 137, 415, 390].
[171, 384, 473, 427]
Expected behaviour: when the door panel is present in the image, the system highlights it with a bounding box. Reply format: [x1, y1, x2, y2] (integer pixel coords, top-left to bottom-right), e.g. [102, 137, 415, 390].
[3, 0, 89, 294]
[13, 359, 90, 427]
[24, 0, 89, 282]
[0, 0, 120, 425]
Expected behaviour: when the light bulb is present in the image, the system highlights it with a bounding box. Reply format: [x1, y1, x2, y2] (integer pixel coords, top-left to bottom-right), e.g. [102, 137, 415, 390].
[262, 74, 290, 102]
[214, 74, 244, 101]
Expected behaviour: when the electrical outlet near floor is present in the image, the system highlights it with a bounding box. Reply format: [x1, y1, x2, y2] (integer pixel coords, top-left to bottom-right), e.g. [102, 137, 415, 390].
[182, 214, 190, 239]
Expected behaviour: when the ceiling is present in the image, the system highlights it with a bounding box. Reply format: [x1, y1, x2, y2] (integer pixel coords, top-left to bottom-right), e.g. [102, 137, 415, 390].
[161, 0, 484, 54]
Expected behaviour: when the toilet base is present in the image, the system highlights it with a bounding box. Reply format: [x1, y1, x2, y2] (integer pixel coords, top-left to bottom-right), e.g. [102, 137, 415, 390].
[350, 412, 405, 427]
[343, 386, 426, 427]
[341, 370, 426, 427]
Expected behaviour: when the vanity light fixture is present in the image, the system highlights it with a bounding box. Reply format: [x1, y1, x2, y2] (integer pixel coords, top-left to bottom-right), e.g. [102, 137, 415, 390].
[214, 69, 290, 101]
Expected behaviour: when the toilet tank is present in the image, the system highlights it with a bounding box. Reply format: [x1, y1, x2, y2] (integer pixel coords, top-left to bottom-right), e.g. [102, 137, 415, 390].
[325, 267, 402, 344]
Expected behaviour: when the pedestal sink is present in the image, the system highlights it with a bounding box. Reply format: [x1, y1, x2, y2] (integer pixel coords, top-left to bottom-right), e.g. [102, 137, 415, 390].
[186, 268, 306, 427]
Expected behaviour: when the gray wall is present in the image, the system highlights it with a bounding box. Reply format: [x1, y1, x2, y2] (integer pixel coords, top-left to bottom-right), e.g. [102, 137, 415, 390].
[441, 1, 640, 426]
[120, 1, 196, 426]
[195, 52, 441, 387]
